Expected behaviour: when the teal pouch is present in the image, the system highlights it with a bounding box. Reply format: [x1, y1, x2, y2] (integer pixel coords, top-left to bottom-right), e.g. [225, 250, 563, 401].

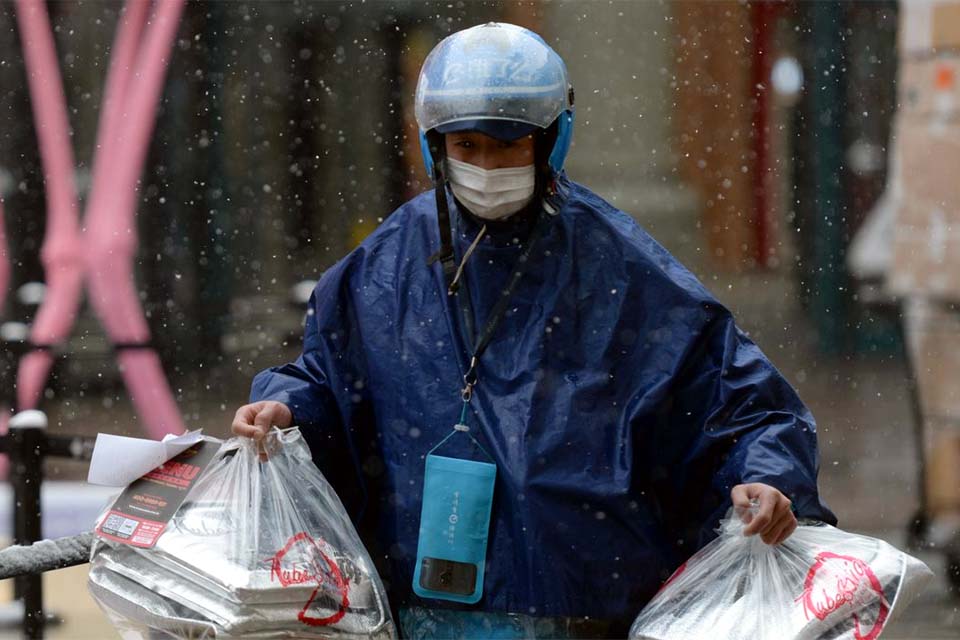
[413, 427, 496, 604]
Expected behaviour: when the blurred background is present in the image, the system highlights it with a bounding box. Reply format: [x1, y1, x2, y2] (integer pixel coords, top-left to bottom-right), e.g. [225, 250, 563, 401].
[0, 0, 958, 637]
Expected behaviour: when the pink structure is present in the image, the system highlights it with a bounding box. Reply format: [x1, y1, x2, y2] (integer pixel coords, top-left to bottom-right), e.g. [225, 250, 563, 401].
[13, 0, 86, 416]
[7, 0, 188, 453]
[84, 0, 186, 440]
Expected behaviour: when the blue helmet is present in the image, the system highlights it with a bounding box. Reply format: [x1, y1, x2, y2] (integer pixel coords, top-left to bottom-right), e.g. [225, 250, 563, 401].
[415, 22, 575, 178]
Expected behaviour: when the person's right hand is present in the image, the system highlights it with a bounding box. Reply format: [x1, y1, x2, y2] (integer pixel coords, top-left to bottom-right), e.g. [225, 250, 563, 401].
[231, 401, 293, 458]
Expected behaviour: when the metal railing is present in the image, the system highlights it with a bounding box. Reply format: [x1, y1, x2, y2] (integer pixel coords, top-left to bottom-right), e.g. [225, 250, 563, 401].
[2, 332, 97, 639]
[0, 411, 96, 639]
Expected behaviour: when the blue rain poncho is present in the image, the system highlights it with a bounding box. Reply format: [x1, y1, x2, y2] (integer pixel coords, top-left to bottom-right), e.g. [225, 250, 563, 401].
[251, 175, 836, 628]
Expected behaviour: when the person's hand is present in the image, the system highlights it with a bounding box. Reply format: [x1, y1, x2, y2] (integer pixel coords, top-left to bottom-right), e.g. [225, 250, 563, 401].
[231, 401, 293, 460]
[730, 482, 797, 545]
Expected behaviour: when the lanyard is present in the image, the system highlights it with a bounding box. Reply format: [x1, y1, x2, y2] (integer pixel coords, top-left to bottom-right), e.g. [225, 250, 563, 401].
[451, 211, 552, 406]
[443, 185, 569, 419]
[427, 422, 496, 462]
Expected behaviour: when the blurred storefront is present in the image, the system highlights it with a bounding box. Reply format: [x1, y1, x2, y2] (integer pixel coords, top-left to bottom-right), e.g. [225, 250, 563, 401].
[0, 1, 847, 379]
[0, 0, 946, 431]
[0, 1, 540, 391]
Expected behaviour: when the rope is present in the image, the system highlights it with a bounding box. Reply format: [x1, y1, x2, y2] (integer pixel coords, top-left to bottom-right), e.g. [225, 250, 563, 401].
[0, 532, 93, 579]
[448, 223, 487, 295]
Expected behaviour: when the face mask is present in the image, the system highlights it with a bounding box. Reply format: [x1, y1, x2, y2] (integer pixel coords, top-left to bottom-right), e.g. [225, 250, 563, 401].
[446, 157, 535, 221]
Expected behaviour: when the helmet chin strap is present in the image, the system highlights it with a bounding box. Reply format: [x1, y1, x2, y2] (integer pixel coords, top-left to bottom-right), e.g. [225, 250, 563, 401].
[426, 133, 457, 284]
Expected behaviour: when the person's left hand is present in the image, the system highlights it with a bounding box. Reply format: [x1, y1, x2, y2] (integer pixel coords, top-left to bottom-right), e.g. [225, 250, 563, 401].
[730, 483, 797, 545]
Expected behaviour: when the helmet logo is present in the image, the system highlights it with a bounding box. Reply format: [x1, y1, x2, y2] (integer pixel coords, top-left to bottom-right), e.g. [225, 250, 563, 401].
[439, 54, 551, 90]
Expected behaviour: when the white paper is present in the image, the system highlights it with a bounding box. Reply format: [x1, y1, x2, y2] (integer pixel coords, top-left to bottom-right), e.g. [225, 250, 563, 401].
[86, 430, 205, 487]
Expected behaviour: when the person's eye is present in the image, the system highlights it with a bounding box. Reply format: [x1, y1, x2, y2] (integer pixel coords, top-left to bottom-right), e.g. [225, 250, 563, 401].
[455, 140, 473, 149]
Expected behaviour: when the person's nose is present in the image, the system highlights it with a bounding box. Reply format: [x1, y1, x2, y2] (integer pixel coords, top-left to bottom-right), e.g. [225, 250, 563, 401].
[470, 150, 500, 171]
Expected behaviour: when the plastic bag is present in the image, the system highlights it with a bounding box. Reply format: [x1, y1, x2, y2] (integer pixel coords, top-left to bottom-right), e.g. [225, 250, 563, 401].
[88, 429, 397, 639]
[630, 509, 933, 640]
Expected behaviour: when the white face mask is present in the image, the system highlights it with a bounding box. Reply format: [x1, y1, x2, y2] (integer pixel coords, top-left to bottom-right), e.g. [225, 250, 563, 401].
[446, 157, 536, 221]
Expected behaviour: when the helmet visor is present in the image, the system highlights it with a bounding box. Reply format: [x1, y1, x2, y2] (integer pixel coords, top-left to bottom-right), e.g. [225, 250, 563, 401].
[435, 119, 538, 141]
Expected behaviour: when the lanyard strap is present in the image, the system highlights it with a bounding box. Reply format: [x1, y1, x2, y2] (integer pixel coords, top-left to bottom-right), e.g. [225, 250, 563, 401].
[465, 212, 552, 355]
[427, 167, 570, 404]
[451, 208, 554, 402]
[427, 423, 495, 463]
[427, 164, 458, 283]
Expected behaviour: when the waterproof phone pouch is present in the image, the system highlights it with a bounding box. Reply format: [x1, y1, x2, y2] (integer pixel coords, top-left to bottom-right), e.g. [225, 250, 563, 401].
[413, 451, 496, 604]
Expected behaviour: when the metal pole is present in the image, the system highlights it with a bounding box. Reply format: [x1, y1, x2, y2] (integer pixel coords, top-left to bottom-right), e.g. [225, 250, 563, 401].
[9, 409, 48, 639]
[750, 0, 774, 268]
[0, 322, 30, 408]
[809, 1, 850, 354]
[1, 322, 31, 607]
[897, 304, 930, 548]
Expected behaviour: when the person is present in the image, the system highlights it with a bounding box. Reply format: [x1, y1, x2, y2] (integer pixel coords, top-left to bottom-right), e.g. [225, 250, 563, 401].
[232, 22, 836, 639]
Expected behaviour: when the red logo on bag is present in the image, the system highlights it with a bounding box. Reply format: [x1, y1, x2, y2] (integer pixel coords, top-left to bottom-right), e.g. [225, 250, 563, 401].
[657, 560, 688, 594]
[797, 551, 889, 640]
[270, 532, 350, 627]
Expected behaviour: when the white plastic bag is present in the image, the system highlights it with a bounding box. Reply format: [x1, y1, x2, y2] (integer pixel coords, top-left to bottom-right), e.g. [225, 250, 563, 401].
[88, 429, 396, 639]
[630, 509, 932, 640]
